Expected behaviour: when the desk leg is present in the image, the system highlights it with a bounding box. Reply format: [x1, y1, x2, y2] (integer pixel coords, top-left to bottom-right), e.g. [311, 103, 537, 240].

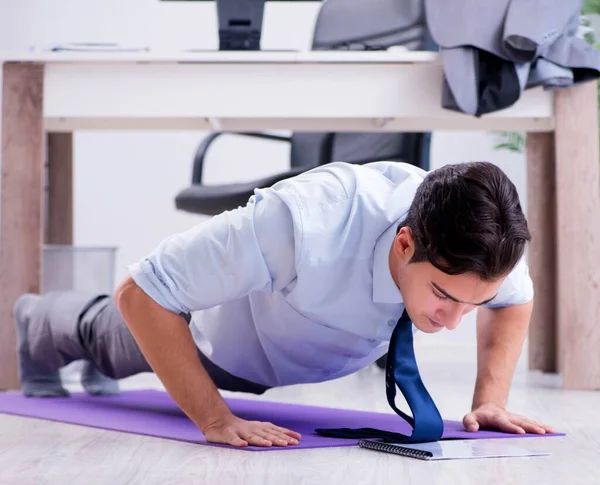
[0, 63, 44, 390]
[46, 133, 73, 245]
[554, 80, 600, 390]
[526, 132, 557, 373]
[45, 133, 74, 291]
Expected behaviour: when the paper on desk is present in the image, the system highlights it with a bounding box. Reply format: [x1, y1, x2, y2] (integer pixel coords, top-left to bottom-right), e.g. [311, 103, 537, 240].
[30, 42, 150, 53]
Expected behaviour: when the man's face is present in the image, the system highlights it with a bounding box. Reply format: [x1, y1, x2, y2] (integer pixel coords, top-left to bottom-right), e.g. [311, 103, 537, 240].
[390, 228, 505, 334]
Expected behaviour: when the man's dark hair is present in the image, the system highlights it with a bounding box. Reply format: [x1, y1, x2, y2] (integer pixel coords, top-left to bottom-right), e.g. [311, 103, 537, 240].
[401, 162, 531, 280]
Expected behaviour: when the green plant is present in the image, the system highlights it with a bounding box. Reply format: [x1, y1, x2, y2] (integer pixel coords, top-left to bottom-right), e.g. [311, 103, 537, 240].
[583, 0, 600, 15]
[493, 131, 526, 153]
[582, 1, 600, 125]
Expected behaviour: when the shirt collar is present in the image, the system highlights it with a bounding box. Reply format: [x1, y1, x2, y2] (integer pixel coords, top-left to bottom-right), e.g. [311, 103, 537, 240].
[372, 222, 404, 304]
[370, 167, 423, 305]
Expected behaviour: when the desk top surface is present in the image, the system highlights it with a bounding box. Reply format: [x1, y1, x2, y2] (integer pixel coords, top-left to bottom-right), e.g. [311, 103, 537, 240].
[0, 48, 438, 64]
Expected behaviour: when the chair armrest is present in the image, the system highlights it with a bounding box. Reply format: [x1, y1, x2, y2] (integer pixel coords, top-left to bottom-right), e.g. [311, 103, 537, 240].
[192, 132, 292, 184]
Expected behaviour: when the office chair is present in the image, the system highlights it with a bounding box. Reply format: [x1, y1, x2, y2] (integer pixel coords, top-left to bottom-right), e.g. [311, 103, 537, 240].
[174, 0, 435, 216]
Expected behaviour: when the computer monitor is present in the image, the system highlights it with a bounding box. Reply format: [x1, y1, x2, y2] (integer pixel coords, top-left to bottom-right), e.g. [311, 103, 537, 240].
[161, 0, 321, 51]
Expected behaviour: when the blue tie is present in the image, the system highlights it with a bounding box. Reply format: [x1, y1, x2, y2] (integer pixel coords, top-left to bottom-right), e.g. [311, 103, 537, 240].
[315, 310, 444, 443]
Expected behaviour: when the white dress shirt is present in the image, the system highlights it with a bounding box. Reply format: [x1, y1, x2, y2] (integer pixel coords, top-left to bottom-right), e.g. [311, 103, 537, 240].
[129, 161, 534, 387]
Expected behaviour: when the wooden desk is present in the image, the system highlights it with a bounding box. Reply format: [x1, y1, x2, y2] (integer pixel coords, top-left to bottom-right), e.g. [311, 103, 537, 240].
[1, 50, 598, 389]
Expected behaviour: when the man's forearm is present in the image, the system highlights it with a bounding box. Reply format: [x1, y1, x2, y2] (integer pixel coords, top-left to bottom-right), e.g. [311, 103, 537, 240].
[115, 277, 231, 431]
[472, 301, 533, 410]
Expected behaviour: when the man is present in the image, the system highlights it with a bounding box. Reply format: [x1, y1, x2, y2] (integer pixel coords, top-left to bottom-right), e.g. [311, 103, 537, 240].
[15, 160, 554, 448]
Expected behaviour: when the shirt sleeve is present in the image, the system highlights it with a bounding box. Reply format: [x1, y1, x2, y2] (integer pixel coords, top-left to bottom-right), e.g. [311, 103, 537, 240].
[483, 254, 534, 309]
[127, 187, 297, 314]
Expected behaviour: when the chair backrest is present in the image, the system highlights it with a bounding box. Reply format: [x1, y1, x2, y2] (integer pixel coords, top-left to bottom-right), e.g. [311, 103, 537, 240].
[289, 131, 424, 169]
[331, 132, 423, 166]
[289, 132, 334, 169]
[288, 0, 432, 171]
[312, 0, 427, 51]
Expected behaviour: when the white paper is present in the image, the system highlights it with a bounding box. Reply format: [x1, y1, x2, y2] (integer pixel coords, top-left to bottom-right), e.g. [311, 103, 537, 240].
[364, 439, 550, 460]
[30, 42, 150, 53]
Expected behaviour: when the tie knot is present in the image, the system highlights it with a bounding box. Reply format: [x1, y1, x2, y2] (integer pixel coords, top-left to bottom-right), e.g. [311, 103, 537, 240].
[398, 309, 411, 326]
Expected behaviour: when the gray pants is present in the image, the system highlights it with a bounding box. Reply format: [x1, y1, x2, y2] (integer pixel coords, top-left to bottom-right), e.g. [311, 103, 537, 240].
[27, 291, 270, 394]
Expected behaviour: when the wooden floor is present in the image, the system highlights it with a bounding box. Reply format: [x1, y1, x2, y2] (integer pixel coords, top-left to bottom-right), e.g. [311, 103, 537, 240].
[1, 342, 599, 485]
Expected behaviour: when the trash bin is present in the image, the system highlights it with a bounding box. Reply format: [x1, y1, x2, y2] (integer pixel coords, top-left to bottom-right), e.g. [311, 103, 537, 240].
[42, 244, 118, 294]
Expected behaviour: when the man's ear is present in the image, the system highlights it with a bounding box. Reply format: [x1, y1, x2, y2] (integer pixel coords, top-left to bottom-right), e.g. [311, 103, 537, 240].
[394, 226, 415, 264]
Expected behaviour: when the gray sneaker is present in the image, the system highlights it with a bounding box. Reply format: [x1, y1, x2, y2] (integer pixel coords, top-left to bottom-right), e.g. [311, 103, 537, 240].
[15, 294, 70, 398]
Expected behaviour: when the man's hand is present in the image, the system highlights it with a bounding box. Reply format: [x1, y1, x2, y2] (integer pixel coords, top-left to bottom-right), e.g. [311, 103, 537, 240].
[203, 413, 301, 447]
[463, 402, 555, 435]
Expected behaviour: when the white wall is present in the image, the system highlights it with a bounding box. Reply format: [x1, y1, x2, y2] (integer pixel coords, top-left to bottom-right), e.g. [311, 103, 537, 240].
[0, 0, 527, 348]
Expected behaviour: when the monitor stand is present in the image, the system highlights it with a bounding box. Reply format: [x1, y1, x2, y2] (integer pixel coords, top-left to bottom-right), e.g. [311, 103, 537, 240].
[216, 0, 265, 50]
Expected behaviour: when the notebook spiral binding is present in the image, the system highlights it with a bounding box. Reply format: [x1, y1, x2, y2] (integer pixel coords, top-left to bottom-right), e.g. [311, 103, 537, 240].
[358, 440, 434, 460]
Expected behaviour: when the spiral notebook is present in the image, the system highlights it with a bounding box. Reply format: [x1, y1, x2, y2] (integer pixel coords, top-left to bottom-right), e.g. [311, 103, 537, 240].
[359, 439, 550, 461]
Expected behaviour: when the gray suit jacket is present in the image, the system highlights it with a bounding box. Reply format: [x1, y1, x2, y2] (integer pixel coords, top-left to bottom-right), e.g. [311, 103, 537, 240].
[425, 0, 600, 115]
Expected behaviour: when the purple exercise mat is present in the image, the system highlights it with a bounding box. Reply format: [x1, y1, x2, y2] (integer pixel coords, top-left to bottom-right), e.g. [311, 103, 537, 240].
[0, 390, 563, 451]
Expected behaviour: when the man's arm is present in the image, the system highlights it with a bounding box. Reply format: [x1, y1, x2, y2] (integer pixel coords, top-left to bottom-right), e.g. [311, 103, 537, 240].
[115, 278, 227, 432]
[117, 189, 300, 447]
[472, 301, 531, 410]
[116, 277, 300, 447]
[463, 300, 554, 434]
